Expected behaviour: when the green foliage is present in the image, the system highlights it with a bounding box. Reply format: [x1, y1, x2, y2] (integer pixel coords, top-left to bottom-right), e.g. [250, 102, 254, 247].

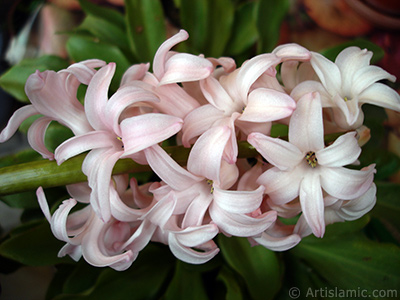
[0, 56, 68, 103]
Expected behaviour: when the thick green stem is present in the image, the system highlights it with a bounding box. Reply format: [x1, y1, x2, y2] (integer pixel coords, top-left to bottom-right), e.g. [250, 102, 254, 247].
[0, 143, 258, 196]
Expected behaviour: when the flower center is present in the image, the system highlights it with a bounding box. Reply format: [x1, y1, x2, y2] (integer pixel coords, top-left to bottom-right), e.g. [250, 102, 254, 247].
[305, 151, 318, 168]
[344, 96, 350, 102]
[206, 179, 214, 194]
[116, 136, 124, 149]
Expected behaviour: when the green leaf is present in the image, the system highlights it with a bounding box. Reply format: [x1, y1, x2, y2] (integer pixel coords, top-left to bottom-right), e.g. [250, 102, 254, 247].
[373, 181, 400, 231]
[291, 234, 400, 296]
[320, 39, 385, 64]
[52, 244, 174, 300]
[62, 261, 103, 294]
[78, 0, 126, 31]
[225, 2, 258, 56]
[0, 221, 72, 266]
[216, 266, 244, 300]
[78, 15, 130, 52]
[0, 55, 68, 102]
[164, 260, 209, 300]
[66, 35, 131, 91]
[218, 235, 281, 300]
[180, 0, 234, 57]
[255, 0, 289, 53]
[125, 0, 166, 63]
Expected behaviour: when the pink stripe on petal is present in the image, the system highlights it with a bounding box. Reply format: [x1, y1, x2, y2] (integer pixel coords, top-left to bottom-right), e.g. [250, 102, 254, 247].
[50, 199, 78, 242]
[200, 75, 234, 111]
[27, 117, 54, 160]
[253, 231, 301, 251]
[120, 113, 183, 156]
[174, 224, 219, 248]
[299, 173, 325, 237]
[0, 105, 37, 142]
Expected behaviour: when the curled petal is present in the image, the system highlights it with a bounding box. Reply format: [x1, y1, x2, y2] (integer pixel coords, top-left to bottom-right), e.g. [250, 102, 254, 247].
[252, 231, 301, 251]
[27, 116, 54, 160]
[81, 217, 135, 271]
[240, 88, 296, 122]
[352, 65, 396, 96]
[55, 131, 116, 164]
[62, 59, 106, 85]
[187, 125, 231, 182]
[160, 53, 213, 85]
[210, 202, 277, 237]
[272, 43, 311, 61]
[317, 132, 361, 167]
[84, 63, 116, 130]
[182, 104, 224, 147]
[338, 183, 376, 221]
[120, 113, 183, 156]
[0, 105, 37, 143]
[120, 63, 150, 86]
[168, 233, 220, 264]
[248, 132, 303, 171]
[213, 185, 264, 214]
[173, 223, 219, 248]
[153, 29, 189, 79]
[200, 76, 234, 111]
[140, 192, 176, 228]
[144, 145, 202, 191]
[320, 165, 376, 200]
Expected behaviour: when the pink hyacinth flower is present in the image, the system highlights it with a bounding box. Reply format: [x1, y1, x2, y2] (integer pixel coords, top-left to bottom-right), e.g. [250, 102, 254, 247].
[54, 63, 183, 222]
[248, 92, 376, 237]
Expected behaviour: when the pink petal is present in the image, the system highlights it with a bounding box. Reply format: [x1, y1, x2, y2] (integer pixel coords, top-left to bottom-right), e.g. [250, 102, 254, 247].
[239, 88, 296, 122]
[55, 131, 116, 164]
[299, 172, 325, 237]
[310, 51, 342, 95]
[213, 185, 264, 214]
[289, 92, 325, 152]
[253, 231, 301, 251]
[144, 145, 202, 190]
[66, 182, 91, 203]
[0, 104, 37, 142]
[81, 216, 135, 271]
[50, 198, 79, 242]
[248, 132, 303, 171]
[105, 85, 159, 136]
[257, 166, 303, 204]
[120, 113, 183, 156]
[181, 192, 213, 228]
[153, 29, 189, 79]
[27, 116, 54, 160]
[317, 132, 361, 167]
[61, 59, 106, 85]
[182, 104, 224, 147]
[352, 65, 396, 96]
[173, 224, 219, 248]
[200, 76, 234, 111]
[36, 187, 52, 222]
[236, 53, 281, 101]
[84, 63, 116, 130]
[120, 63, 150, 86]
[360, 83, 400, 112]
[338, 183, 376, 221]
[320, 165, 376, 200]
[168, 233, 220, 264]
[140, 192, 176, 227]
[210, 202, 277, 237]
[272, 43, 311, 61]
[187, 125, 231, 182]
[160, 53, 213, 85]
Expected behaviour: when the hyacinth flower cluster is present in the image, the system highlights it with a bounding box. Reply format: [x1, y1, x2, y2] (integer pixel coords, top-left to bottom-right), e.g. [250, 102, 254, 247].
[1, 30, 399, 271]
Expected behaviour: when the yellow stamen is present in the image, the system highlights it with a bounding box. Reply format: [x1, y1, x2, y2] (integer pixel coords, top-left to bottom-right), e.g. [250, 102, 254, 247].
[207, 179, 214, 194]
[305, 151, 318, 168]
